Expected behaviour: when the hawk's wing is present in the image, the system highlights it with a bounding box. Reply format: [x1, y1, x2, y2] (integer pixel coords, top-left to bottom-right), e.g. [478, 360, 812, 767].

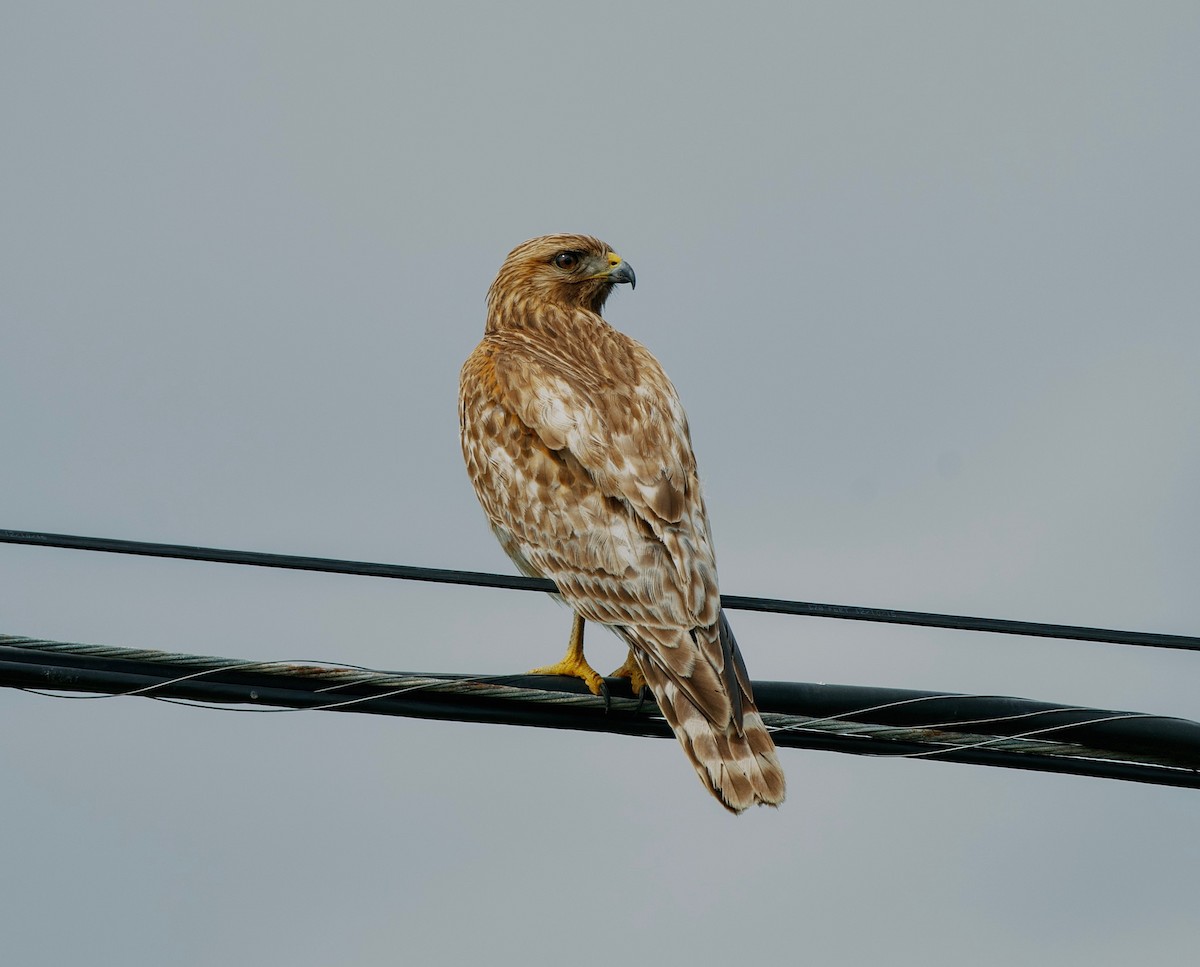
[461, 326, 740, 726]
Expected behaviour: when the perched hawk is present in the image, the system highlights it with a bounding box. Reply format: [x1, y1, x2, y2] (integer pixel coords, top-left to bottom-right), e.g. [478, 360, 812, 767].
[459, 234, 785, 813]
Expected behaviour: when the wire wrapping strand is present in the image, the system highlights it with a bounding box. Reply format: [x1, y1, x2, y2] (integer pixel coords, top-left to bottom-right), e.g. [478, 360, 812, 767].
[2, 528, 1198, 653]
[2, 635, 1198, 789]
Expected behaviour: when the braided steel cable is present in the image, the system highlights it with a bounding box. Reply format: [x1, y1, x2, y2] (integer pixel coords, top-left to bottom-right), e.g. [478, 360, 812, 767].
[3, 635, 1198, 789]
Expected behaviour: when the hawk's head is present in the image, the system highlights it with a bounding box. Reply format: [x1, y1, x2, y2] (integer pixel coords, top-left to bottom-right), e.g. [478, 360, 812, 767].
[488, 234, 636, 317]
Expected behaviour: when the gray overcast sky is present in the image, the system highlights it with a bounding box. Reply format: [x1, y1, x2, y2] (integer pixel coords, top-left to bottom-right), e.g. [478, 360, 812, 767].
[3, 3, 1198, 964]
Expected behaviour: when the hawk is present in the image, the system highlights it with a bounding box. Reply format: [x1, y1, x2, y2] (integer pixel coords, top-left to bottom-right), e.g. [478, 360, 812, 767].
[459, 234, 785, 813]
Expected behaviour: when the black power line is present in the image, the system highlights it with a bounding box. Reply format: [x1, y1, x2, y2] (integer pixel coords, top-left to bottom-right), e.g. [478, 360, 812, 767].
[2, 635, 1197, 789]
[2, 528, 1198, 653]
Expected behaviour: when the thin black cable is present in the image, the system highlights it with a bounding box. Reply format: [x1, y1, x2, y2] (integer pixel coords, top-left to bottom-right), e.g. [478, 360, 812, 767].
[2, 527, 1198, 653]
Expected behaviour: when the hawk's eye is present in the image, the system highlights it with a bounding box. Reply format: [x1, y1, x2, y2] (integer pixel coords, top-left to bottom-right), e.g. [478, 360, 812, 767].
[553, 251, 580, 270]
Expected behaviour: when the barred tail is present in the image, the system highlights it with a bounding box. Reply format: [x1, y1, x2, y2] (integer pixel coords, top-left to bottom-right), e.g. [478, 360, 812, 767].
[638, 658, 786, 814]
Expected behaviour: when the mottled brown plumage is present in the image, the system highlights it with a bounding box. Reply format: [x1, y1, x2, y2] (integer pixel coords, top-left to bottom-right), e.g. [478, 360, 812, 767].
[459, 234, 785, 813]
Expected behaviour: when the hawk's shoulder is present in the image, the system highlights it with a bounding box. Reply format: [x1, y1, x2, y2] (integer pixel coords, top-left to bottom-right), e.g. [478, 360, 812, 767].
[473, 319, 695, 529]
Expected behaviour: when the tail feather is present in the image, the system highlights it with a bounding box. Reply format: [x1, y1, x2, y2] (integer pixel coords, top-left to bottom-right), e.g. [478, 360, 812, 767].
[636, 655, 786, 814]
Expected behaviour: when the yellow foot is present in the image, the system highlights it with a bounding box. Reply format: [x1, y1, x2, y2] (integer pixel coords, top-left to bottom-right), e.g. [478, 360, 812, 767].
[528, 655, 606, 696]
[529, 613, 606, 697]
[609, 649, 647, 694]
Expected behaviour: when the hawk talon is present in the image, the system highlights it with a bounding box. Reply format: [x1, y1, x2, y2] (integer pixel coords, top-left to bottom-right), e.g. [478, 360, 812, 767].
[526, 658, 606, 697]
[609, 648, 647, 695]
[527, 613, 608, 702]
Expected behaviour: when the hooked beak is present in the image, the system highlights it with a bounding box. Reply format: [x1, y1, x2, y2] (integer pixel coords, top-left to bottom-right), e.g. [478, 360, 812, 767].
[606, 253, 636, 290]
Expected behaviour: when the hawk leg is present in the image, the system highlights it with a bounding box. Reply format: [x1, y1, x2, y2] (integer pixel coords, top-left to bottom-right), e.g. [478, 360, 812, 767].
[609, 647, 647, 695]
[529, 613, 606, 696]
